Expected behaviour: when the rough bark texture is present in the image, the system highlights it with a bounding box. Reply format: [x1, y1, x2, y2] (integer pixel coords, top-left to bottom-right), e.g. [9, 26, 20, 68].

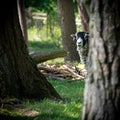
[0, 0, 61, 100]
[57, 0, 80, 62]
[82, 0, 120, 120]
[77, 0, 89, 31]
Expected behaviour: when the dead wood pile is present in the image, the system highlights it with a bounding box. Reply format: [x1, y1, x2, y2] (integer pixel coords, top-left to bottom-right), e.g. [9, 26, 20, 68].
[38, 63, 87, 81]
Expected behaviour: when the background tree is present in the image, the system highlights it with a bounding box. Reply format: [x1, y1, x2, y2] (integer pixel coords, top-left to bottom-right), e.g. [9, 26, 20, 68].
[57, 0, 80, 62]
[25, 0, 60, 39]
[17, 0, 28, 51]
[77, 0, 89, 31]
[82, 0, 120, 120]
[0, 0, 61, 100]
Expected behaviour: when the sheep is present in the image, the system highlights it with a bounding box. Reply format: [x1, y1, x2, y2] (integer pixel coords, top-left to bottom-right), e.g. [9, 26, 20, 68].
[71, 32, 89, 66]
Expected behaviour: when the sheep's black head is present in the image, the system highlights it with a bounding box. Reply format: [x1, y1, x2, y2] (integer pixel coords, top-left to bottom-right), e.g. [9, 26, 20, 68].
[71, 32, 89, 47]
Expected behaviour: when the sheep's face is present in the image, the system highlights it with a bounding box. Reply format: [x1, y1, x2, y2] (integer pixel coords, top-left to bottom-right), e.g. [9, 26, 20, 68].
[76, 37, 83, 47]
[71, 32, 89, 48]
[71, 32, 89, 64]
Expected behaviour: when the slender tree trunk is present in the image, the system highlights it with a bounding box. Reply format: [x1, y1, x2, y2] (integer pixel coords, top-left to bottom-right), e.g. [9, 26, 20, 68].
[17, 0, 28, 51]
[77, 0, 89, 31]
[82, 0, 120, 120]
[0, 0, 61, 100]
[57, 0, 80, 62]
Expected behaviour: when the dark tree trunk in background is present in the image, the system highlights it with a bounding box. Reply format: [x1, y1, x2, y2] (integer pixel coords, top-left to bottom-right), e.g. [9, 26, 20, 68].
[82, 0, 120, 120]
[0, 0, 61, 100]
[17, 0, 28, 51]
[77, 0, 89, 31]
[57, 0, 80, 62]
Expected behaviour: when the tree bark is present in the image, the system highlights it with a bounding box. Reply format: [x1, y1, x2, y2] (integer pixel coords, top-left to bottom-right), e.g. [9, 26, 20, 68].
[82, 0, 120, 120]
[0, 0, 61, 100]
[77, 0, 89, 31]
[17, 0, 28, 51]
[57, 0, 80, 62]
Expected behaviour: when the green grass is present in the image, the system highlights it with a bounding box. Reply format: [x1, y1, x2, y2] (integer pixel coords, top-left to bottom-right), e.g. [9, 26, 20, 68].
[25, 80, 84, 120]
[0, 80, 85, 120]
[28, 40, 63, 52]
[28, 26, 63, 52]
[26, 26, 84, 120]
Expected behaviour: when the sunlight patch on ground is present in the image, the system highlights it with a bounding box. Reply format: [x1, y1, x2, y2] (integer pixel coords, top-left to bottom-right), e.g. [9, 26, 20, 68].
[21, 108, 40, 117]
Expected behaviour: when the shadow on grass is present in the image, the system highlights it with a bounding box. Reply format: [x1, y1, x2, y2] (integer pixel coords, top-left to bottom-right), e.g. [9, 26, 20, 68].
[0, 113, 79, 120]
[0, 114, 34, 120]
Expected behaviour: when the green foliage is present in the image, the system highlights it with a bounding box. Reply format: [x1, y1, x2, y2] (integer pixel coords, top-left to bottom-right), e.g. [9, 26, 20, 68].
[25, 0, 60, 27]
[25, 0, 57, 13]
[28, 26, 63, 52]
[26, 0, 80, 50]
[28, 40, 62, 52]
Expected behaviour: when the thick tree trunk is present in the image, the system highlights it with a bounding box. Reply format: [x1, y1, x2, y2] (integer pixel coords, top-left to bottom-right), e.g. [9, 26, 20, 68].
[82, 0, 120, 120]
[57, 0, 80, 62]
[0, 0, 61, 100]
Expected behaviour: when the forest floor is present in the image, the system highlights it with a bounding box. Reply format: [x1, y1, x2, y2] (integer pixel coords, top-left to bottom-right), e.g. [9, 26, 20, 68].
[0, 57, 86, 120]
[0, 79, 85, 120]
[0, 35, 86, 120]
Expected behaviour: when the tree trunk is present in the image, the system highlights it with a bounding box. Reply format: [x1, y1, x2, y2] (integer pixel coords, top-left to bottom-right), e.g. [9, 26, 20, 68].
[0, 0, 61, 100]
[17, 0, 28, 51]
[82, 0, 120, 120]
[77, 0, 89, 31]
[57, 0, 80, 62]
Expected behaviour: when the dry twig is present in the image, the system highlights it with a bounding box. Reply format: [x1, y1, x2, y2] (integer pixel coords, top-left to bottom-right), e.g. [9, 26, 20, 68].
[38, 63, 87, 81]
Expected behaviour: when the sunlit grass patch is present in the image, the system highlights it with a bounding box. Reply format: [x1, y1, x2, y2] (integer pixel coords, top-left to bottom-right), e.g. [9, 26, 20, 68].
[0, 80, 84, 120]
[49, 80, 84, 102]
[23, 99, 82, 120]
[22, 80, 85, 120]
[28, 40, 63, 52]
[28, 26, 63, 52]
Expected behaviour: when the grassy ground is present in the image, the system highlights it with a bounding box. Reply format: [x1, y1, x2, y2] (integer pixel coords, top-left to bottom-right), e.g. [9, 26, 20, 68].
[28, 26, 63, 52]
[0, 27, 85, 120]
[28, 39, 63, 53]
[0, 80, 85, 120]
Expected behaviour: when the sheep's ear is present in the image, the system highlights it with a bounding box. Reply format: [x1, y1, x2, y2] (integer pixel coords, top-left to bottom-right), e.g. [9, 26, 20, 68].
[70, 34, 76, 40]
[84, 32, 89, 40]
[70, 34, 75, 37]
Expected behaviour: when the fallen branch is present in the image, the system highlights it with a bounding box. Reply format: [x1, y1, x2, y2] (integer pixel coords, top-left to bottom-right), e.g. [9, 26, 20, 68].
[63, 65, 85, 79]
[30, 50, 67, 64]
[38, 63, 87, 81]
[38, 65, 71, 77]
